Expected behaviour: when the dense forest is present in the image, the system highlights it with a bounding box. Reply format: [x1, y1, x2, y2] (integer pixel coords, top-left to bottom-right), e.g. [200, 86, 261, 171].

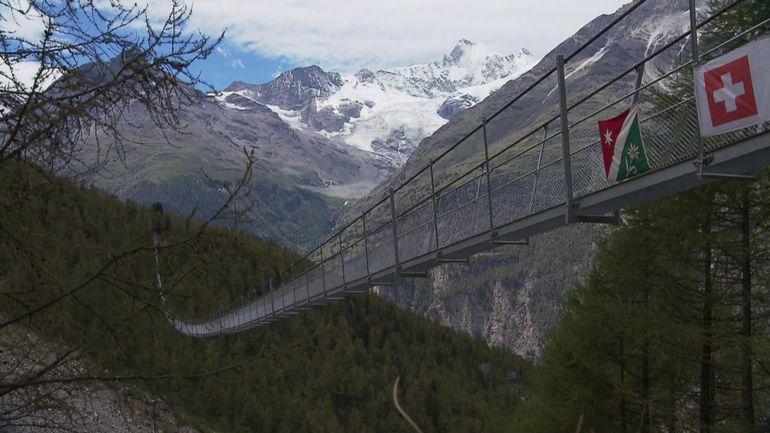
[515, 173, 770, 433]
[0, 161, 528, 433]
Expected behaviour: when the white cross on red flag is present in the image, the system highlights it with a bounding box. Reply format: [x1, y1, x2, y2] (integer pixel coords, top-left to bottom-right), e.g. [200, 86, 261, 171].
[694, 37, 770, 137]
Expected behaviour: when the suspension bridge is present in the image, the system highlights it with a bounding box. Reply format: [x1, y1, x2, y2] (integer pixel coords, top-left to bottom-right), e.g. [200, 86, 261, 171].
[167, 0, 770, 337]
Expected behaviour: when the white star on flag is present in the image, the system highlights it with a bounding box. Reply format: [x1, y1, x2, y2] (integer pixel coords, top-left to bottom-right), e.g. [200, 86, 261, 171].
[603, 129, 613, 145]
[628, 143, 640, 161]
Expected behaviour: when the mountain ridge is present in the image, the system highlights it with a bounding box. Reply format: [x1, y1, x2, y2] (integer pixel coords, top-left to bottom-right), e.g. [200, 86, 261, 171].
[214, 40, 540, 166]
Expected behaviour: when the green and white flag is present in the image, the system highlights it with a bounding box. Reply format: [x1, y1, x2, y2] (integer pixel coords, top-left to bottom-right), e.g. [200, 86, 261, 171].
[598, 106, 649, 182]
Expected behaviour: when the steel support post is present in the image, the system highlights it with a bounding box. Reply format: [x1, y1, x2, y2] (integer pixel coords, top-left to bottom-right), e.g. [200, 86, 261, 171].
[389, 188, 401, 273]
[556, 55, 575, 224]
[338, 232, 346, 287]
[482, 120, 495, 235]
[362, 213, 371, 278]
[270, 279, 275, 318]
[305, 272, 310, 305]
[689, 0, 707, 177]
[429, 161, 440, 251]
[320, 246, 327, 298]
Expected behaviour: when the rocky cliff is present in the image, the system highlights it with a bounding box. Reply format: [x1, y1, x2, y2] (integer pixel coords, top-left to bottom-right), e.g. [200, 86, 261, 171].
[375, 224, 598, 359]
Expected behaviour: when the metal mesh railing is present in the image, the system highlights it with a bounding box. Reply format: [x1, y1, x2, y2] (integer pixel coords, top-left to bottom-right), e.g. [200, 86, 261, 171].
[169, 0, 770, 336]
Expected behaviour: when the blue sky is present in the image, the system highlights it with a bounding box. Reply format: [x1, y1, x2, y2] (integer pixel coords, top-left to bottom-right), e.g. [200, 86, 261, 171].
[176, 0, 629, 91]
[193, 45, 297, 91]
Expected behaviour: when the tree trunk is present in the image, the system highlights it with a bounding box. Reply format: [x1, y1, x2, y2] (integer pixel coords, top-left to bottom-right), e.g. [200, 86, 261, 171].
[642, 284, 650, 433]
[642, 341, 650, 433]
[667, 374, 677, 433]
[620, 337, 627, 433]
[740, 186, 754, 425]
[700, 212, 713, 433]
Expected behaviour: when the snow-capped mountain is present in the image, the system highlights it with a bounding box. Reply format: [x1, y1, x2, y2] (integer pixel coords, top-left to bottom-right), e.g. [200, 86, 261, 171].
[215, 40, 539, 166]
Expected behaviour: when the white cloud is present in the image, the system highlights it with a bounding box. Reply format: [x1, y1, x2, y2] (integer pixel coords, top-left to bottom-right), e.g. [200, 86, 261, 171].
[230, 58, 244, 69]
[216, 46, 231, 58]
[1, 0, 48, 43]
[142, 0, 627, 72]
[0, 60, 60, 91]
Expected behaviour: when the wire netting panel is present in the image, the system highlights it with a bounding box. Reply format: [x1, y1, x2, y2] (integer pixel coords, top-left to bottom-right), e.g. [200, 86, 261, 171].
[490, 169, 537, 228]
[436, 173, 491, 248]
[255, 297, 268, 319]
[394, 167, 433, 216]
[396, 198, 436, 261]
[343, 240, 368, 282]
[433, 128, 486, 191]
[528, 159, 567, 214]
[306, 266, 325, 299]
[286, 278, 303, 307]
[323, 253, 344, 291]
[367, 222, 396, 272]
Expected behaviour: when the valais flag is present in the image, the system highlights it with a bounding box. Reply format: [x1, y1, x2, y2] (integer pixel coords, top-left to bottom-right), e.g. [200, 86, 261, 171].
[598, 106, 649, 183]
[695, 37, 770, 136]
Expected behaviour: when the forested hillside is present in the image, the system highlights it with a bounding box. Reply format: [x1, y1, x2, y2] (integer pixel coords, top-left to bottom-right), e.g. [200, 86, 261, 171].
[0, 162, 528, 433]
[515, 172, 770, 433]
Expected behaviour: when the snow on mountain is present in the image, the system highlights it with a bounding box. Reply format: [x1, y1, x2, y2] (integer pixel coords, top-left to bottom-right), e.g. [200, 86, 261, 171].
[215, 40, 539, 167]
[374, 39, 538, 97]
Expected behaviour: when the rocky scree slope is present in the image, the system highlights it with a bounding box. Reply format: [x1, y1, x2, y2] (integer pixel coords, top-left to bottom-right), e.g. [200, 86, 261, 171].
[88, 84, 391, 252]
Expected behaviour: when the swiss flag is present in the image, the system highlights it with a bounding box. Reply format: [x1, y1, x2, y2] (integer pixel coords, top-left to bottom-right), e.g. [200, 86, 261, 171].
[703, 55, 758, 127]
[695, 37, 770, 136]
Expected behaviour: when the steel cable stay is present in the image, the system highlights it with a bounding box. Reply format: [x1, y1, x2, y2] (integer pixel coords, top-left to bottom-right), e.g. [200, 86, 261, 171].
[162, 0, 770, 337]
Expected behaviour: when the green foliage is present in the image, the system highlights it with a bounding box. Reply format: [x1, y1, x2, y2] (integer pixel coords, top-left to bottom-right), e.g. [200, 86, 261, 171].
[124, 173, 344, 253]
[515, 176, 770, 433]
[0, 161, 528, 433]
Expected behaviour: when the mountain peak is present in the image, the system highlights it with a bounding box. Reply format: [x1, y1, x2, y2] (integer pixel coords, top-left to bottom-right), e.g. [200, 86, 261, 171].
[223, 65, 344, 110]
[456, 38, 476, 47]
[445, 39, 479, 64]
[224, 80, 251, 92]
[274, 65, 343, 88]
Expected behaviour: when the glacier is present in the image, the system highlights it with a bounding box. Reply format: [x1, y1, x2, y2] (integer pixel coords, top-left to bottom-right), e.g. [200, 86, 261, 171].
[212, 40, 540, 168]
